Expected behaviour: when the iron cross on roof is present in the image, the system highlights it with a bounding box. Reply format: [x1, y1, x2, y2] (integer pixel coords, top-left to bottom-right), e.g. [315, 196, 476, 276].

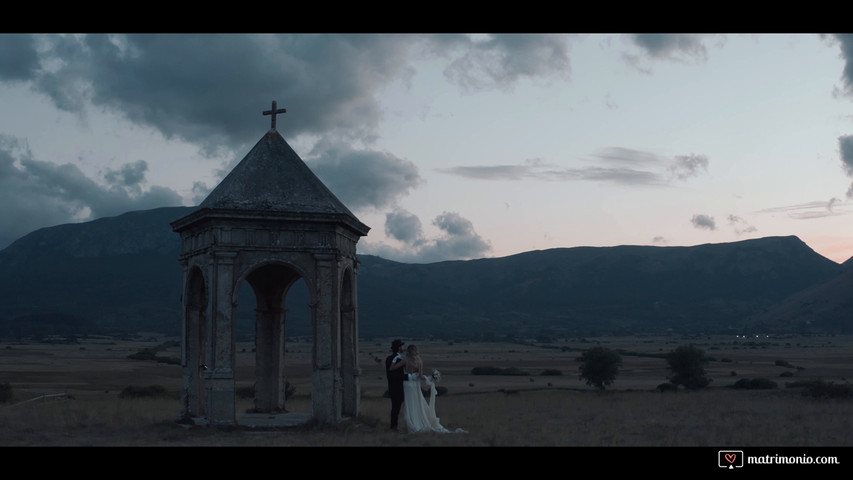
[263, 100, 287, 130]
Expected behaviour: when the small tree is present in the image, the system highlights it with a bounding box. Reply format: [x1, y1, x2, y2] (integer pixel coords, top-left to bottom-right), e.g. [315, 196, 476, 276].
[666, 345, 711, 390]
[577, 346, 622, 390]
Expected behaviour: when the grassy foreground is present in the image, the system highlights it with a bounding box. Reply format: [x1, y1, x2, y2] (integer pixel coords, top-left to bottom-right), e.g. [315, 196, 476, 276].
[2, 387, 852, 446]
[1, 334, 852, 446]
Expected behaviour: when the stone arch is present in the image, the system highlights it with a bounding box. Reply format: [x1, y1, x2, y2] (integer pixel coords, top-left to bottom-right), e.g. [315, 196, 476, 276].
[232, 259, 313, 414]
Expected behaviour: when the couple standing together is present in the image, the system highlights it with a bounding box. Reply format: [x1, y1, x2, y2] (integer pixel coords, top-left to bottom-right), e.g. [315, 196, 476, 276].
[385, 339, 465, 434]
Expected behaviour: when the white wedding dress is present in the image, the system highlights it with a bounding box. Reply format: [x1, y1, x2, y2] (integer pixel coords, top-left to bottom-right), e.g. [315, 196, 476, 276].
[402, 371, 466, 434]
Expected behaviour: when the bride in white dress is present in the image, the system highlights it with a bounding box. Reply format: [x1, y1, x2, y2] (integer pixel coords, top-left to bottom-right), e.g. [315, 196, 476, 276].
[393, 344, 466, 434]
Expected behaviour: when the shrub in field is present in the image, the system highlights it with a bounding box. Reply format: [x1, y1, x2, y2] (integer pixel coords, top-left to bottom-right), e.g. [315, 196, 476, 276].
[577, 346, 622, 390]
[471, 366, 503, 375]
[127, 350, 158, 361]
[0, 382, 11, 403]
[127, 342, 181, 364]
[119, 385, 170, 399]
[666, 345, 711, 390]
[732, 378, 777, 390]
[541, 369, 563, 376]
[775, 359, 794, 368]
[656, 383, 678, 392]
[791, 379, 853, 399]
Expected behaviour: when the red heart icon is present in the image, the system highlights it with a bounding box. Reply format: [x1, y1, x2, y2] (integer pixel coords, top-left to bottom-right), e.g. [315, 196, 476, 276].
[725, 453, 736, 464]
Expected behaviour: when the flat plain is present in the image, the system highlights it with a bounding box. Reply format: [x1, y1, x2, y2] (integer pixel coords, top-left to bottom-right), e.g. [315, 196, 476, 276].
[1, 333, 852, 446]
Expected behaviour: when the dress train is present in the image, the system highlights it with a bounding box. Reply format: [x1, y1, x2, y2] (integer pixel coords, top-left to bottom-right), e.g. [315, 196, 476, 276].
[402, 373, 467, 434]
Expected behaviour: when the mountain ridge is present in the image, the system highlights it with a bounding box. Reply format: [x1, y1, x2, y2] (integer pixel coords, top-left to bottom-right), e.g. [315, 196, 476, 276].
[0, 206, 849, 339]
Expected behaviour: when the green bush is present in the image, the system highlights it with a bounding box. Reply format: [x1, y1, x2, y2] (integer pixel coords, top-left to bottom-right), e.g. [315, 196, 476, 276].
[775, 359, 794, 368]
[0, 382, 12, 403]
[577, 346, 622, 390]
[656, 383, 678, 392]
[732, 378, 777, 390]
[540, 369, 563, 376]
[127, 350, 158, 361]
[666, 345, 711, 390]
[792, 379, 853, 399]
[471, 366, 503, 375]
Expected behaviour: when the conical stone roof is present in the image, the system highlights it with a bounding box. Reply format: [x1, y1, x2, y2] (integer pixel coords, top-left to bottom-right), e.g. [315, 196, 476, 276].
[194, 129, 368, 235]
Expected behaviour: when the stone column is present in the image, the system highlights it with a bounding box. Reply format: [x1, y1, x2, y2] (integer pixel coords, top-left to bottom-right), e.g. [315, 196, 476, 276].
[340, 304, 358, 417]
[311, 253, 341, 424]
[254, 305, 286, 412]
[340, 263, 360, 418]
[207, 250, 238, 425]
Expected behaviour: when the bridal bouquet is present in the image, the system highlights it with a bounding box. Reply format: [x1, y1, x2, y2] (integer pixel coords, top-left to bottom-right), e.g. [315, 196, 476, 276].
[432, 369, 442, 383]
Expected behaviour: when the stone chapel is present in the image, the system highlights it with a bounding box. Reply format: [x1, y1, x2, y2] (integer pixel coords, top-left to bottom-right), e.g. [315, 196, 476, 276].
[170, 102, 370, 425]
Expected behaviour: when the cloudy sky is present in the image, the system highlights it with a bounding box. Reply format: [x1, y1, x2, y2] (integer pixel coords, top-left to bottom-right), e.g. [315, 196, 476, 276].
[2, 34, 853, 263]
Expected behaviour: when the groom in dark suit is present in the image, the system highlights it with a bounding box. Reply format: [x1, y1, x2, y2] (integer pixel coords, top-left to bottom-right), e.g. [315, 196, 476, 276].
[385, 339, 405, 431]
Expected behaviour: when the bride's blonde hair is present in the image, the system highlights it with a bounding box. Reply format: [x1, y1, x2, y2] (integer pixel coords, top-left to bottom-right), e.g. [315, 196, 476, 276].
[405, 344, 422, 372]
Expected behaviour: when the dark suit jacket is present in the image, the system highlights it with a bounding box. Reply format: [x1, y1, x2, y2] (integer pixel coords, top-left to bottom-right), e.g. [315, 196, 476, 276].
[385, 353, 404, 396]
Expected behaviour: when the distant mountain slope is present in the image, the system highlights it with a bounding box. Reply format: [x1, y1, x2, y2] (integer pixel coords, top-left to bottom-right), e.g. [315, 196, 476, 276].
[0, 207, 194, 336]
[747, 266, 853, 333]
[357, 236, 845, 337]
[0, 206, 847, 338]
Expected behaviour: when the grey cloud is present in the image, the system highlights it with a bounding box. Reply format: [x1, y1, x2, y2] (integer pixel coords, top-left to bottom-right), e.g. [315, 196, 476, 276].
[362, 210, 491, 263]
[191, 181, 211, 205]
[17, 34, 419, 156]
[440, 148, 707, 186]
[10, 34, 576, 159]
[757, 199, 848, 220]
[442, 164, 534, 181]
[591, 147, 663, 166]
[306, 140, 423, 212]
[442, 34, 572, 92]
[103, 160, 148, 189]
[833, 34, 853, 95]
[691, 214, 716, 230]
[0, 135, 182, 249]
[384, 208, 425, 245]
[439, 158, 546, 181]
[0, 34, 40, 82]
[421, 212, 491, 262]
[631, 34, 712, 62]
[668, 154, 709, 180]
[568, 166, 663, 185]
[727, 214, 757, 235]
[840, 135, 853, 174]
[439, 163, 662, 185]
[839, 135, 853, 198]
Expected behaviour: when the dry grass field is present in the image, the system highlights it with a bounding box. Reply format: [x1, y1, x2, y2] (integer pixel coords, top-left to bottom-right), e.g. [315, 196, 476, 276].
[1, 333, 852, 447]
